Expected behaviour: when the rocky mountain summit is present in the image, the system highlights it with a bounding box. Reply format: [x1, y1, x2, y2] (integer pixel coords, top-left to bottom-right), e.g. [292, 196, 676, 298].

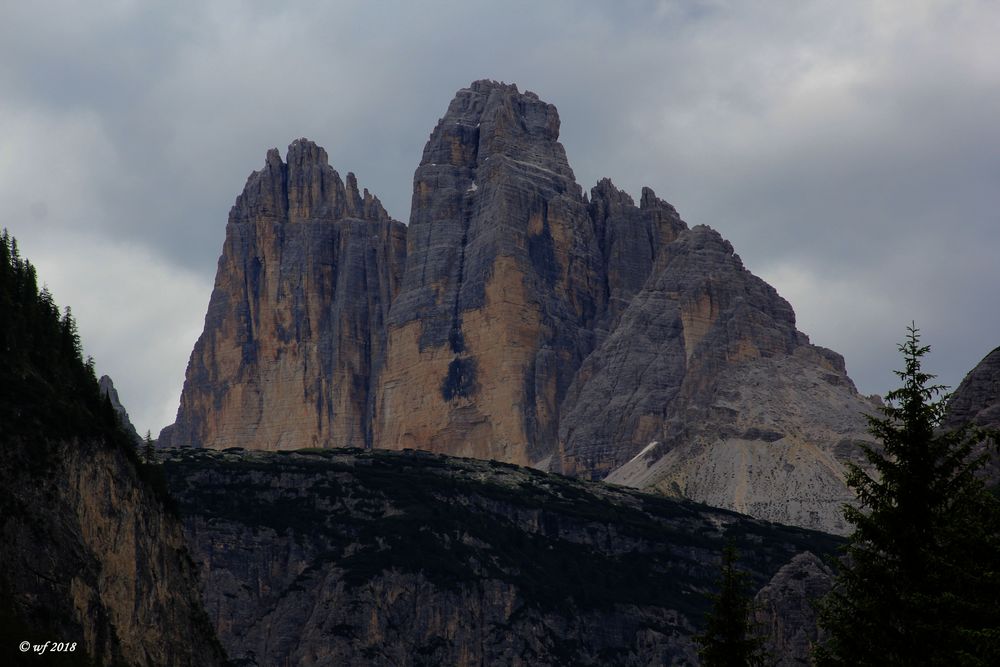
[160, 139, 406, 450]
[162, 80, 877, 533]
[162, 447, 840, 666]
[375, 82, 688, 468]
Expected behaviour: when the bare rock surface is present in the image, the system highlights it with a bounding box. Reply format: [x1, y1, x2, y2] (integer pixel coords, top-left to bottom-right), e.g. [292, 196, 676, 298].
[562, 226, 877, 534]
[944, 347, 1000, 431]
[754, 551, 834, 666]
[376, 81, 685, 468]
[162, 447, 842, 666]
[943, 346, 1000, 483]
[164, 81, 879, 534]
[0, 436, 227, 667]
[161, 139, 406, 450]
[376, 80, 608, 467]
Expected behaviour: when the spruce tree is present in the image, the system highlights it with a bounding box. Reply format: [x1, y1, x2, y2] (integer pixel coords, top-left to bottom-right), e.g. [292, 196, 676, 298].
[143, 430, 156, 465]
[697, 541, 766, 667]
[816, 325, 1000, 666]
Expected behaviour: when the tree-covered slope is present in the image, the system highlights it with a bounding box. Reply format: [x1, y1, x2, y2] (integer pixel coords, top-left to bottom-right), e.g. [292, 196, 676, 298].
[0, 230, 227, 666]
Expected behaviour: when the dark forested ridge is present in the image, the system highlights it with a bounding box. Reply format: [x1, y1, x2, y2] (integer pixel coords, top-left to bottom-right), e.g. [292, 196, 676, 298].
[0, 230, 227, 667]
[0, 229, 131, 446]
[163, 446, 841, 665]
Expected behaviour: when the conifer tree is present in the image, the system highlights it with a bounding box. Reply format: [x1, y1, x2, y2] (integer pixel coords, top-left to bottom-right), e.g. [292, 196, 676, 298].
[816, 325, 1000, 666]
[143, 430, 156, 465]
[697, 541, 766, 667]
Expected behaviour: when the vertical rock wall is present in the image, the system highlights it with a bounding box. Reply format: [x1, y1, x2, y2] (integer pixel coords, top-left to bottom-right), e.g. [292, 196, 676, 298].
[376, 81, 674, 467]
[161, 140, 406, 450]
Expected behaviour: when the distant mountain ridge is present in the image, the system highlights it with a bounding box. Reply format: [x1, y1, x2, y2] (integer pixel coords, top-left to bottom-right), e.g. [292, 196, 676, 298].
[161, 80, 877, 533]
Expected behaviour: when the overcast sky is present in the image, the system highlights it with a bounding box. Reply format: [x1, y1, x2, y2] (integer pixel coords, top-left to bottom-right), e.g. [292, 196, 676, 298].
[3, 1, 998, 437]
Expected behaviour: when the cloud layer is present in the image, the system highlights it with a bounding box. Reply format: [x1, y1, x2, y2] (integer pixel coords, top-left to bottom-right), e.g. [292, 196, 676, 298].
[3, 1, 998, 435]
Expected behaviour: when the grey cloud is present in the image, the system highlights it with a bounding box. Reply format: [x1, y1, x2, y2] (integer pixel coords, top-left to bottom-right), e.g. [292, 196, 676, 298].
[2, 0, 998, 434]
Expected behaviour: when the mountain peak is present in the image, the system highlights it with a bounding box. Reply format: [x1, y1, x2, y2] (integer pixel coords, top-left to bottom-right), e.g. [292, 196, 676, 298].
[229, 139, 391, 225]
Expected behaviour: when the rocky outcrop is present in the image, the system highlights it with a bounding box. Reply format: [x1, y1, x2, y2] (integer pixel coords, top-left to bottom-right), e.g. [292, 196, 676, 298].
[0, 436, 227, 667]
[162, 447, 842, 666]
[943, 346, 1000, 484]
[754, 551, 834, 666]
[944, 347, 1000, 432]
[99, 374, 141, 443]
[164, 81, 878, 534]
[561, 226, 877, 534]
[375, 81, 608, 467]
[375, 81, 685, 468]
[161, 139, 406, 450]
[588, 179, 687, 335]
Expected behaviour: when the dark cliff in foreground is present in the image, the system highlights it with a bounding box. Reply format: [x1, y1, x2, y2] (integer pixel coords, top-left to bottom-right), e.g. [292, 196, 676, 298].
[163, 447, 840, 666]
[0, 231, 226, 666]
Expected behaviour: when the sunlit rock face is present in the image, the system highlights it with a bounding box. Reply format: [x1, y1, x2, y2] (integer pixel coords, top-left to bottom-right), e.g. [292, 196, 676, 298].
[161, 139, 406, 451]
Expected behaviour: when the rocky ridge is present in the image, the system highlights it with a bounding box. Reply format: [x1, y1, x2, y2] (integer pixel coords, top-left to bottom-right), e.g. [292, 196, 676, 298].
[162, 446, 841, 666]
[943, 346, 1000, 483]
[944, 347, 1000, 432]
[163, 80, 877, 533]
[564, 226, 876, 533]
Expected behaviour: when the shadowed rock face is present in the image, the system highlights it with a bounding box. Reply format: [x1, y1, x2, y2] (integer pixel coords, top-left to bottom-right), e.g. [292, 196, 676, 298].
[0, 436, 227, 667]
[944, 347, 1000, 432]
[160, 139, 406, 450]
[560, 226, 878, 534]
[943, 346, 1000, 483]
[161, 447, 841, 666]
[754, 551, 834, 666]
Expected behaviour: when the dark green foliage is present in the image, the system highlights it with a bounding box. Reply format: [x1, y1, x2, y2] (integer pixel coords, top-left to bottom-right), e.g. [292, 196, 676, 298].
[0, 229, 131, 451]
[143, 430, 156, 464]
[696, 542, 767, 667]
[816, 326, 1000, 666]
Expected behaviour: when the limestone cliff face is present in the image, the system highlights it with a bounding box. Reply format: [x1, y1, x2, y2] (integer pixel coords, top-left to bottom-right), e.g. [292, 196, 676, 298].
[0, 436, 226, 667]
[161, 139, 406, 450]
[560, 226, 877, 533]
[162, 447, 841, 666]
[587, 179, 687, 335]
[375, 81, 680, 467]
